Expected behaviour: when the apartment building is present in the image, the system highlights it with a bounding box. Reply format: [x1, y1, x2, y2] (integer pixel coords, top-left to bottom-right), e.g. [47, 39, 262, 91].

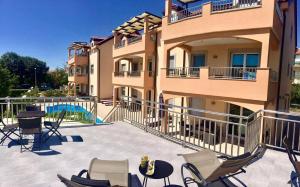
[159, 0, 296, 118]
[67, 42, 90, 96]
[67, 37, 114, 100]
[112, 12, 162, 115]
[89, 36, 114, 100]
[111, 0, 296, 120]
[294, 48, 300, 84]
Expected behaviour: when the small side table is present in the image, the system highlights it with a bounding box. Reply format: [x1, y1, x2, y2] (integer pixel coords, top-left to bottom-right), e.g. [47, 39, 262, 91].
[139, 160, 174, 187]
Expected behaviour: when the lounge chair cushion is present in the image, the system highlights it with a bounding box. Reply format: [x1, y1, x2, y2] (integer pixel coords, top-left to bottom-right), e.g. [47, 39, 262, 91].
[182, 149, 221, 183]
[89, 158, 129, 187]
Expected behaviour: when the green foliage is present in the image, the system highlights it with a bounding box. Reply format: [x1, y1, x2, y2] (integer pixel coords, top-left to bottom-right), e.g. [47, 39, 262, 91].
[0, 52, 49, 88]
[45, 67, 68, 89]
[291, 84, 300, 104]
[0, 65, 18, 97]
[46, 111, 92, 124]
[24, 87, 40, 97]
[42, 89, 67, 97]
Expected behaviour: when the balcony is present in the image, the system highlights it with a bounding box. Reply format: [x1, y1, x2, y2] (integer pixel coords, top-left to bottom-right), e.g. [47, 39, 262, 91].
[163, 0, 278, 42]
[161, 67, 277, 102]
[113, 71, 154, 88]
[67, 54, 89, 65]
[113, 35, 148, 58]
[68, 73, 88, 84]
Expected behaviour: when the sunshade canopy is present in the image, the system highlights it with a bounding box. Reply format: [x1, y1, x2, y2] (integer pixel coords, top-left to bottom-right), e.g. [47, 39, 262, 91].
[68, 42, 89, 50]
[114, 12, 161, 36]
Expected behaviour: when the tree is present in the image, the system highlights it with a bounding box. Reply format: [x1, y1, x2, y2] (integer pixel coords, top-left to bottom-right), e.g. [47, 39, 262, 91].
[46, 67, 68, 89]
[0, 65, 17, 97]
[0, 52, 49, 87]
[291, 84, 300, 104]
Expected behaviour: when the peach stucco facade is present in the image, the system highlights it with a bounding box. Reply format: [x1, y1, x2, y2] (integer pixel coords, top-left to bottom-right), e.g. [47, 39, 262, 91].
[110, 0, 296, 116]
[68, 0, 296, 118]
[67, 37, 114, 100]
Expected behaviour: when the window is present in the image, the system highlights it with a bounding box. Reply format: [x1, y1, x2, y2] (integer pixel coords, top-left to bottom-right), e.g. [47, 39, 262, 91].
[90, 64, 94, 74]
[231, 53, 260, 79]
[169, 55, 176, 69]
[76, 67, 81, 75]
[228, 104, 254, 137]
[121, 64, 126, 72]
[121, 87, 126, 96]
[188, 98, 202, 116]
[232, 53, 260, 68]
[192, 54, 205, 67]
[90, 85, 94, 95]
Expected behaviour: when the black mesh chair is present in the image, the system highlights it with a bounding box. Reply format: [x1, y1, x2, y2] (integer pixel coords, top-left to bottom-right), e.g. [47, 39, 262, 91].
[25, 105, 41, 112]
[43, 110, 66, 142]
[283, 136, 300, 184]
[0, 118, 19, 145]
[18, 117, 42, 152]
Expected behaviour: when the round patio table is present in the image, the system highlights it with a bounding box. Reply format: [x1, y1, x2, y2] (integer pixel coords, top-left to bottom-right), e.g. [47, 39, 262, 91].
[139, 160, 174, 187]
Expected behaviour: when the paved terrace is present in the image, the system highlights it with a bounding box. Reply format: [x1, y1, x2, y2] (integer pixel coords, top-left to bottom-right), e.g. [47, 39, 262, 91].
[0, 122, 296, 187]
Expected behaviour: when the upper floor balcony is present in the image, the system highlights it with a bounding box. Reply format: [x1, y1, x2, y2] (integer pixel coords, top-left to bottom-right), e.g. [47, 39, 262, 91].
[113, 12, 161, 58]
[163, 0, 284, 41]
[68, 42, 89, 65]
[161, 66, 278, 102]
[68, 53, 89, 65]
[112, 70, 154, 88]
[68, 73, 88, 84]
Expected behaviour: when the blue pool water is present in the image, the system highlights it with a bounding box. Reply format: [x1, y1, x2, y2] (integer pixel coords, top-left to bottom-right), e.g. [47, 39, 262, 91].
[46, 104, 103, 124]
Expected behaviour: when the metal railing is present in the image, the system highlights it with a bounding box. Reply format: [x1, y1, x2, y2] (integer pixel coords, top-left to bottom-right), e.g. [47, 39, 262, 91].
[260, 110, 300, 153]
[209, 67, 258, 80]
[110, 96, 259, 156]
[211, 0, 261, 12]
[166, 67, 201, 78]
[102, 96, 300, 155]
[0, 97, 98, 126]
[127, 36, 142, 45]
[115, 40, 126, 49]
[170, 5, 202, 23]
[127, 71, 141, 77]
[114, 71, 125, 77]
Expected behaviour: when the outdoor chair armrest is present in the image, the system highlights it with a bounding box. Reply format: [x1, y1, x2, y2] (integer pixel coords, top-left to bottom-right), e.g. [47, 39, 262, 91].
[77, 169, 90, 179]
[71, 175, 111, 187]
[181, 163, 205, 186]
[217, 155, 230, 160]
[226, 152, 251, 161]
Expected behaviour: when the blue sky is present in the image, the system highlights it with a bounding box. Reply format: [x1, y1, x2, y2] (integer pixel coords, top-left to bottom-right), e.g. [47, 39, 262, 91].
[0, 0, 299, 69]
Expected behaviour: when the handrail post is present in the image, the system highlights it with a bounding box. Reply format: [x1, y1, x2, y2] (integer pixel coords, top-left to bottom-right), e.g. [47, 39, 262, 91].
[94, 96, 98, 125]
[259, 111, 264, 144]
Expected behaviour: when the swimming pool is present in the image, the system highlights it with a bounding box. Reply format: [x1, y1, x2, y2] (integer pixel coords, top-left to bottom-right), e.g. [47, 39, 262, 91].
[46, 104, 103, 124]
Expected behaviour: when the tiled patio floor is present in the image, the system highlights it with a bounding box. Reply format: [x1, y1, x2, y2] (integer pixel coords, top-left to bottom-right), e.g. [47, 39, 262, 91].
[0, 121, 296, 187]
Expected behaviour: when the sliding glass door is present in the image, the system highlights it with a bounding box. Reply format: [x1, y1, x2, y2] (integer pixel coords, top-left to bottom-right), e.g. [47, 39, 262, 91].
[231, 53, 260, 79]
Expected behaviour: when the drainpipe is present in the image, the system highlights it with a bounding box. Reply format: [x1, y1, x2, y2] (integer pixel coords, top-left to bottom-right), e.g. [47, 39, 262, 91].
[154, 32, 158, 105]
[87, 50, 90, 96]
[276, 4, 287, 111]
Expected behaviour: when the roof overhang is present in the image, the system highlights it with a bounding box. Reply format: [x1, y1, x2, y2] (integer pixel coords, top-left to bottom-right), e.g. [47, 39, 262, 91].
[177, 0, 202, 4]
[113, 12, 161, 36]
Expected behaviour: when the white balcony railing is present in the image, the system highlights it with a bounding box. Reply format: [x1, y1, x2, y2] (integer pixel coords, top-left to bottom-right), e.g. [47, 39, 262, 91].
[127, 35, 142, 45]
[211, 0, 262, 12]
[170, 5, 203, 23]
[166, 67, 201, 77]
[209, 67, 258, 80]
